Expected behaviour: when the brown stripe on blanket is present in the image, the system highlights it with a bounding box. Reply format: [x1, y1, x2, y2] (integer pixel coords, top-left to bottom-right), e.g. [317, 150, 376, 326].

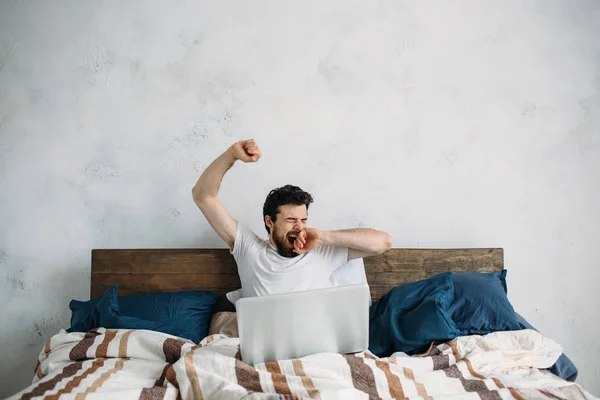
[139, 386, 167, 400]
[95, 329, 118, 358]
[448, 340, 461, 364]
[34, 360, 44, 380]
[478, 390, 504, 400]
[155, 364, 171, 387]
[69, 329, 101, 361]
[403, 367, 431, 400]
[163, 338, 187, 364]
[189, 342, 205, 352]
[20, 362, 85, 400]
[44, 338, 52, 355]
[453, 351, 507, 396]
[492, 378, 504, 389]
[375, 360, 406, 400]
[39, 337, 52, 368]
[43, 359, 106, 400]
[292, 359, 320, 399]
[444, 365, 502, 400]
[507, 387, 525, 400]
[430, 354, 451, 370]
[165, 365, 179, 390]
[235, 359, 262, 393]
[463, 357, 485, 379]
[36, 336, 52, 377]
[184, 349, 203, 399]
[264, 361, 282, 374]
[343, 355, 380, 399]
[265, 361, 293, 395]
[118, 330, 134, 358]
[429, 347, 442, 356]
[74, 359, 125, 399]
[415, 342, 439, 358]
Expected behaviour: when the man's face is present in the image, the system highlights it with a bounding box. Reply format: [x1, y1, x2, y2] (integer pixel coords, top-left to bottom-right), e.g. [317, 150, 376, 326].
[266, 204, 308, 258]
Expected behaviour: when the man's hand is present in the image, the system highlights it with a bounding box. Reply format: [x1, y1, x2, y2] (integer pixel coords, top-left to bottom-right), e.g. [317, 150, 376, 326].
[231, 139, 262, 163]
[293, 228, 325, 254]
[294, 227, 392, 260]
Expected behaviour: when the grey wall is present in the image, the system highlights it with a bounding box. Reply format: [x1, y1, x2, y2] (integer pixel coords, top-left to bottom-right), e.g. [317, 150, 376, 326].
[1, 0, 599, 397]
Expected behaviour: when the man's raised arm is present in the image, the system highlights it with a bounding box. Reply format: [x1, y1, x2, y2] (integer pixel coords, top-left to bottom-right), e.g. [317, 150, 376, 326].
[192, 139, 262, 249]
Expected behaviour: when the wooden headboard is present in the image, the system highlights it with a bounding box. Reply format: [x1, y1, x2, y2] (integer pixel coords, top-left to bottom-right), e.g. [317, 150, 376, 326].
[91, 248, 503, 300]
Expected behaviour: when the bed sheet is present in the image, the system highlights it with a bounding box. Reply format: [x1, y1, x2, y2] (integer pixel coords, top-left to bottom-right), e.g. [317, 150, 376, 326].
[7, 328, 596, 400]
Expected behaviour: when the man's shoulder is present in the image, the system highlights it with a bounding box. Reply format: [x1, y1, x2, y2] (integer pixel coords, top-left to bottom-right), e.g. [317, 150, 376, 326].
[237, 223, 267, 246]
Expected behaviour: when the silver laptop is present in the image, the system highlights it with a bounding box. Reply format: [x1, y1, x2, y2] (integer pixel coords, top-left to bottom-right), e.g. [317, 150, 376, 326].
[236, 284, 370, 365]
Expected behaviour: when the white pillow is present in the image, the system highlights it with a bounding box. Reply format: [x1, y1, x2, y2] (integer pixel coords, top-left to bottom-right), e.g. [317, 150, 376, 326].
[226, 288, 242, 304]
[225, 258, 368, 304]
[330, 257, 368, 286]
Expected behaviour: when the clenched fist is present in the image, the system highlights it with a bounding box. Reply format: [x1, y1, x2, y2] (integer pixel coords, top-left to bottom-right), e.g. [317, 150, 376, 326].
[231, 139, 262, 163]
[292, 228, 326, 254]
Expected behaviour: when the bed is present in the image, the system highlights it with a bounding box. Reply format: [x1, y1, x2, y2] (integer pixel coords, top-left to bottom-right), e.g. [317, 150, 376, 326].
[89, 247, 504, 299]
[8, 248, 594, 400]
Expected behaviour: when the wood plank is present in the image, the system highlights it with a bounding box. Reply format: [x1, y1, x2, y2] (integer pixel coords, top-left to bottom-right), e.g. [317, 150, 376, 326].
[91, 273, 241, 299]
[91, 248, 503, 300]
[363, 248, 502, 299]
[93, 283, 238, 298]
[363, 248, 503, 272]
[92, 249, 237, 274]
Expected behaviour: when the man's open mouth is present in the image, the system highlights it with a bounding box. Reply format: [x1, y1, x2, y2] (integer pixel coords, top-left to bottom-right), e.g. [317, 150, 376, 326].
[288, 235, 298, 245]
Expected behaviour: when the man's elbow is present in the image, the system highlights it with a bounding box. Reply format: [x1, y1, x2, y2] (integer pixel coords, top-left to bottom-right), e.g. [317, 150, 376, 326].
[191, 187, 213, 206]
[380, 232, 392, 253]
[192, 187, 202, 203]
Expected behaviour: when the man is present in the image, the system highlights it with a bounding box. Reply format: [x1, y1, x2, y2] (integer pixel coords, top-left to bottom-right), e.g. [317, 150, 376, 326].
[192, 139, 392, 299]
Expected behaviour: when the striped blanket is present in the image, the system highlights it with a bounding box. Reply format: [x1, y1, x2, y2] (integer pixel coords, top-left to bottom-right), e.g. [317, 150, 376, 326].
[8, 328, 596, 400]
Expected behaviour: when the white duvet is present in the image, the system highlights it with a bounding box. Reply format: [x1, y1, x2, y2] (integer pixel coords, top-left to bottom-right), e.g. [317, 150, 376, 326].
[8, 328, 597, 400]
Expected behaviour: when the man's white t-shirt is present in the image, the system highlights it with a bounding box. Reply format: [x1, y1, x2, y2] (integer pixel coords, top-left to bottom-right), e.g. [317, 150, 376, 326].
[230, 223, 349, 298]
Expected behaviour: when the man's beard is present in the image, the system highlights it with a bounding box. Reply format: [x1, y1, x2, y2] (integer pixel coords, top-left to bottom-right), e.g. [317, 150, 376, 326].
[272, 229, 300, 258]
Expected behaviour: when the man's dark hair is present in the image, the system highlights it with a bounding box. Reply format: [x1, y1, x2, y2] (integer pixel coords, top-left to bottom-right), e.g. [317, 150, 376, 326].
[263, 185, 314, 234]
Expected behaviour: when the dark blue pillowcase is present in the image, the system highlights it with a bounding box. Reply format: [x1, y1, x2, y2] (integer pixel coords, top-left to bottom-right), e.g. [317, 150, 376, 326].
[449, 270, 521, 335]
[369, 272, 460, 357]
[67, 286, 218, 343]
[69, 299, 99, 331]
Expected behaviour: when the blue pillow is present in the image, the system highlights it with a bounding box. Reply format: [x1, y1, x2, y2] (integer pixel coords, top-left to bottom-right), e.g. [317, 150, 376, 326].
[369, 273, 460, 357]
[67, 286, 218, 343]
[515, 312, 578, 382]
[449, 270, 521, 335]
[69, 299, 99, 331]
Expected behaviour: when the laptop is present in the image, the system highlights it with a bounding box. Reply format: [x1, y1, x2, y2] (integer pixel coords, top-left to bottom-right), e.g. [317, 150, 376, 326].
[236, 283, 370, 365]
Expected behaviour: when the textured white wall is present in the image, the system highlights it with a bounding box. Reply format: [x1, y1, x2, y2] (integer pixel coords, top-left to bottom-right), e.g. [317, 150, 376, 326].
[1, 0, 599, 396]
